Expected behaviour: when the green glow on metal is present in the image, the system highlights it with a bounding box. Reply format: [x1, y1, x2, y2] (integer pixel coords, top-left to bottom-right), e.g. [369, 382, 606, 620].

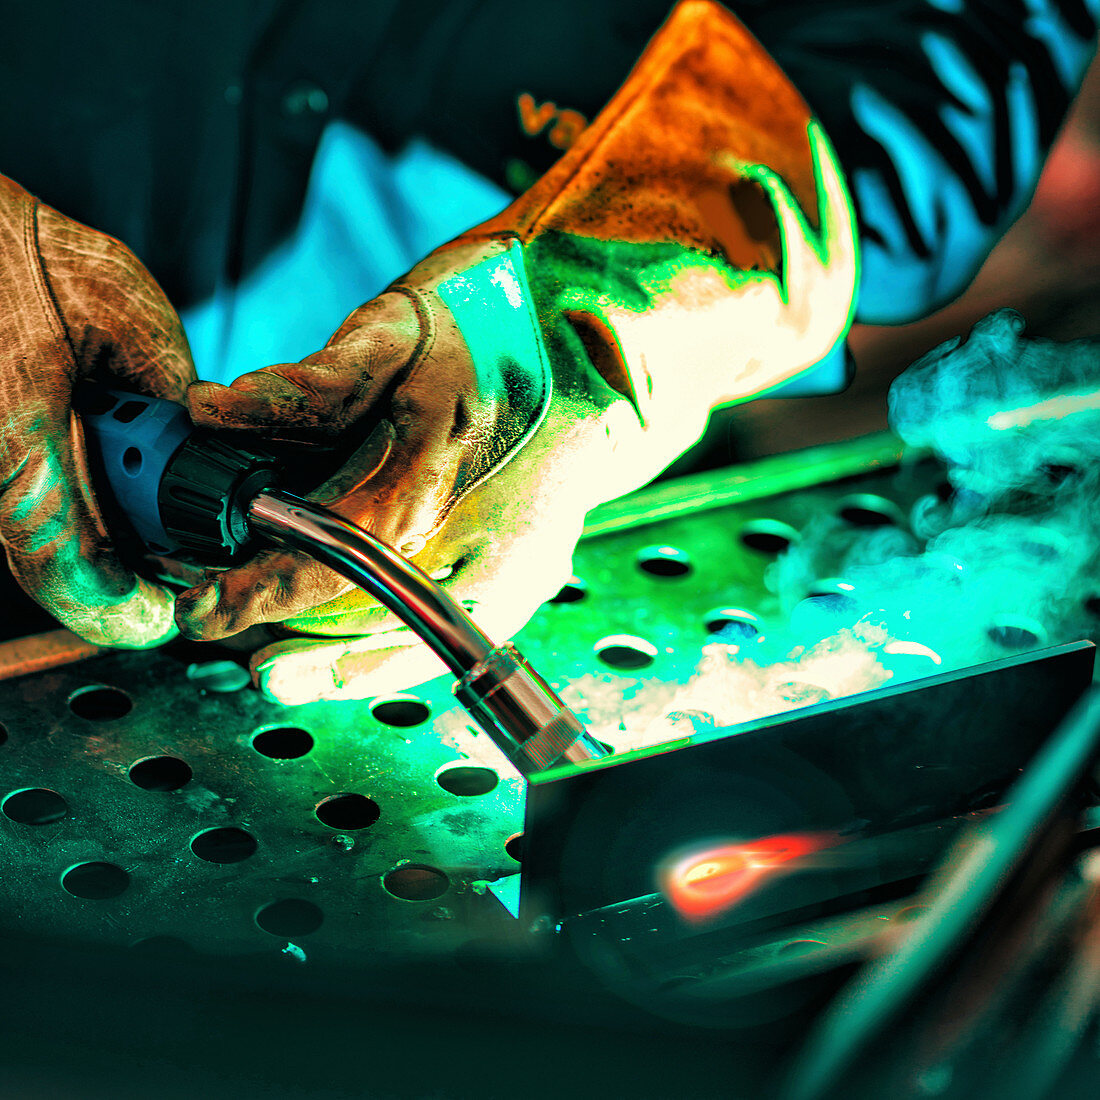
[527, 735, 694, 784]
[583, 432, 909, 536]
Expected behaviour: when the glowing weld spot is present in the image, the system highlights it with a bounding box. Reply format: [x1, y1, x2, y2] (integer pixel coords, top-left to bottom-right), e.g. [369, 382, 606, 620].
[659, 833, 835, 922]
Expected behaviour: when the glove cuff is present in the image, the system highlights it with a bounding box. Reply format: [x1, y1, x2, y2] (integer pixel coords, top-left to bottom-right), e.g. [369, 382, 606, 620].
[450, 0, 859, 454]
[386, 238, 555, 535]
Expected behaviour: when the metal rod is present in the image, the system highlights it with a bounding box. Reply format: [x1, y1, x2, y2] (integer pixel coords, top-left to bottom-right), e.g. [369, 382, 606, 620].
[785, 686, 1100, 1100]
[247, 489, 494, 676]
[247, 489, 607, 774]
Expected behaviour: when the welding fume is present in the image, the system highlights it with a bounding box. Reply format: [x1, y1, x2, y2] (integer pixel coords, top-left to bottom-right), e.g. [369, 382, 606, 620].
[0, 2, 1098, 1098]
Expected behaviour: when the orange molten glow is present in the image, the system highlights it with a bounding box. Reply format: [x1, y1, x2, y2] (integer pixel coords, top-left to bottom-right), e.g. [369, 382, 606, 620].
[660, 833, 835, 921]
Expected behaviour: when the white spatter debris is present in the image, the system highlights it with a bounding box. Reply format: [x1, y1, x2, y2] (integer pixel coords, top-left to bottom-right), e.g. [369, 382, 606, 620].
[563, 312, 1100, 746]
[282, 942, 307, 964]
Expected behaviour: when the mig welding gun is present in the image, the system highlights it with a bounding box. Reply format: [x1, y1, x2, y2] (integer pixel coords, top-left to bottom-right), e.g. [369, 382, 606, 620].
[78, 384, 608, 777]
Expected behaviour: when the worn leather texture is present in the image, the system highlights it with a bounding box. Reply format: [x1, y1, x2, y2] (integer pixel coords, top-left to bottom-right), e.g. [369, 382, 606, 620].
[0, 174, 194, 646]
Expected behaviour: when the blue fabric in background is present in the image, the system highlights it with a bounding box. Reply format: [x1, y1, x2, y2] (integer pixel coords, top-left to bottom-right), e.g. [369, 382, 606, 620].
[182, 122, 511, 385]
[850, 4, 1098, 325]
[190, 0, 1100, 399]
[182, 120, 852, 396]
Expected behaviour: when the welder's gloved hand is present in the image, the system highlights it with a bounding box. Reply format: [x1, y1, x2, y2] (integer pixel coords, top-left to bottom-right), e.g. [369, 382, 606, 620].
[180, 0, 858, 703]
[0, 174, 195, 647]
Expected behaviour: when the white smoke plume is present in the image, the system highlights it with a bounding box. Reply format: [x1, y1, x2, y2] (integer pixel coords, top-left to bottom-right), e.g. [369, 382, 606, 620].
[641, 309, 1100, 741]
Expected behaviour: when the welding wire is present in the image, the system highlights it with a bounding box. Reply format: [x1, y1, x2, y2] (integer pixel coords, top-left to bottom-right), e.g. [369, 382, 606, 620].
[783, 686, 1100, 1100]
[0, 628, 105, 681]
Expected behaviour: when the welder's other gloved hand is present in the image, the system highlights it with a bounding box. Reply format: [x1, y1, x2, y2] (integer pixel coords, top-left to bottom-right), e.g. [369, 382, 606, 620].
[180, 0, 858, 703]
[0, 174, 195, 647]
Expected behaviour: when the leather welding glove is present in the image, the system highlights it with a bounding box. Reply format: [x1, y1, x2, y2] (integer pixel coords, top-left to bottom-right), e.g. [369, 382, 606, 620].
[0, 174, 195, 647]
[179, 0, 858, 703]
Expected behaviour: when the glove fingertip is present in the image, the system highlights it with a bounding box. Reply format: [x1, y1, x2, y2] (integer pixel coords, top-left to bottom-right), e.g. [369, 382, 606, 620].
[253, 646, 341, 706]
[68, 577, 179, 650]
[189, 376, 331, 434]
[186, 380, 270, 429]
[254, 640, 444, 706]
[174, 581, 223, 639]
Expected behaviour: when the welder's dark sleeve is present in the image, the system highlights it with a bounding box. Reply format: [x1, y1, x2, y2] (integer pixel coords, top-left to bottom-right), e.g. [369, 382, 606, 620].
[726, 0, 1100, 322]
[361, 0, 1098, 327]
